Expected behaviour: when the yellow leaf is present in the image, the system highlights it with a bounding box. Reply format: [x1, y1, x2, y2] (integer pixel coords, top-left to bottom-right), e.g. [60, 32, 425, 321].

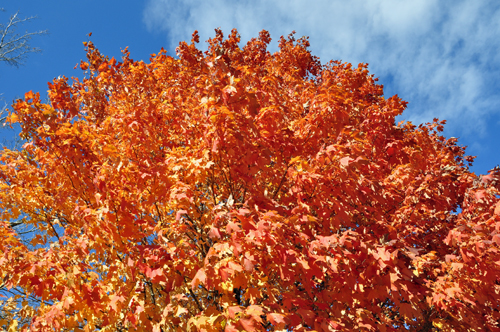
[8, 319, 18, 332]
[289, 156, 301, 164]
[7, 113, 19, 123]
[432, 319, 444, 329]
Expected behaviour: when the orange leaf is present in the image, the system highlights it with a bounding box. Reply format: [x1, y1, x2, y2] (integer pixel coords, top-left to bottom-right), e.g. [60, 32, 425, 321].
[494, 201, 500, 215]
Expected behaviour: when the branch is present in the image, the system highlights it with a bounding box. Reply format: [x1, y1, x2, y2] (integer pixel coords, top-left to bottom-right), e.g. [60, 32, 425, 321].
[272, 165, 290, 200]
[184, 276, 204, 312]
[0, 10, 48, 67]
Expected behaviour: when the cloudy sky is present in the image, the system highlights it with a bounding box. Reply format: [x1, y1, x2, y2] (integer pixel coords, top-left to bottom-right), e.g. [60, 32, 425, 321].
[1, 1, 499, 174]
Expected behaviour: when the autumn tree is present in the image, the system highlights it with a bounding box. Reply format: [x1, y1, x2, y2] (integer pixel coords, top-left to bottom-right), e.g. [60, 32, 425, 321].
[0, 29, 499, 331]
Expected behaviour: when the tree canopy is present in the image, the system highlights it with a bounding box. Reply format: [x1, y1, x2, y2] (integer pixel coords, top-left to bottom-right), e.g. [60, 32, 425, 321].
[1, 29, 499, 331]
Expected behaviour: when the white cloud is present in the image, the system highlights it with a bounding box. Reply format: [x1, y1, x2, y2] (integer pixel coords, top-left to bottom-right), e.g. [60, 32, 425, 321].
[143, 0, 500, 137]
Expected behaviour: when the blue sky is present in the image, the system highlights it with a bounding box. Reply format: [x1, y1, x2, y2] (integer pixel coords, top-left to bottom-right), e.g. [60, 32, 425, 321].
[1, 0, 499, 175]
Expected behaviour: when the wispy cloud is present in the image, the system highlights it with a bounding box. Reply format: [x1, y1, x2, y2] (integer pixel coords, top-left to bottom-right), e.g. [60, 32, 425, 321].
[143, 0, 500, 137]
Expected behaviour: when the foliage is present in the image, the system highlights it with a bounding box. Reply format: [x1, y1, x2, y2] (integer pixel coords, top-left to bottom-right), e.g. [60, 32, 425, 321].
[1, 29, 499, 331]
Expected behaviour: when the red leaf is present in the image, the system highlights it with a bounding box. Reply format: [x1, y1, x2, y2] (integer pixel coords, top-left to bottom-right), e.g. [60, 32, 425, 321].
[228, 261, 243, 272]
[243, 258, 254, 272]
[109, 294, 125, 311]
[191, 268, 206, 289]
[297, 308, 315, 327]
[146, 268, 163, 280]
[127, 257, 135, 267]
[228, 306, 243, 319]
[340, 156, 353, 166]
[239, 317, 257, 331]
[475, 190, 486, 201]
[495, 201, 500, 215]
[267, 313, 287, 327]
[208, 226, 221, 240]
[224, 323, 239, 332]
[212, 139, 219, 152]
[220, 268, 231, 281]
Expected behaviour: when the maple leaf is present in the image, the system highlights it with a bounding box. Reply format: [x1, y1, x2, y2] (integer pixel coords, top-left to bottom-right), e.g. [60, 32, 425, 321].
[239, 317, 257, 332]
[175, 306, 189, 317]
[227, 306, 243, 319]
[109, 294, 125, 312]
[493, 201, 500, 215]
[191, 268, 206, 289]
[267, 313, 287, 328]
[208, 226, 221, 240]
[340, 156, 353, 166]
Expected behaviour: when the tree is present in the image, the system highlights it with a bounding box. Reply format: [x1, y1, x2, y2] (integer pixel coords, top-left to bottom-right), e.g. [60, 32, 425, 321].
[0, 28, 499, 331]
[0, 8, 47, 140]
[0, 9, 48, 328]
[0, 9, 47, 67]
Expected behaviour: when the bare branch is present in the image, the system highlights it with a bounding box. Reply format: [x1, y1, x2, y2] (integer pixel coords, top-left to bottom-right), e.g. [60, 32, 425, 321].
[0, 9, 48, 67]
